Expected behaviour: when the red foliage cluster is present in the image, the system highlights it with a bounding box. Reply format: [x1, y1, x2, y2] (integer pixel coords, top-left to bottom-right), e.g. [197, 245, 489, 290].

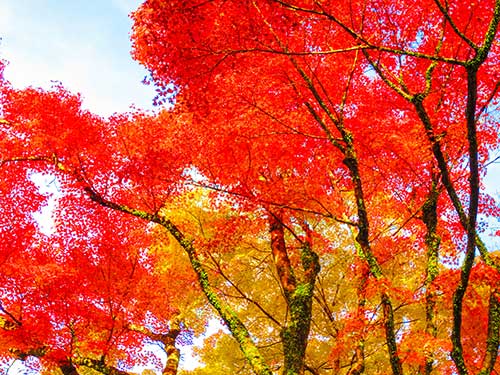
[1, 0, 500, 373]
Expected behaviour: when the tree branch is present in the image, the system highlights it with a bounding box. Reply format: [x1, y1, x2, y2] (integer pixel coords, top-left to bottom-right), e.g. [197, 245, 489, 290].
[72, 357, 130, 375]
[128, 318, 182, 375]
[0, 303, 21, 329]
[433, 0, 478, 51]
[478, 291, 500, 375]
[268, 209, 297, 298]
[273, 0, 466, 65]
[208, 252, 283, 328]
[84, 187, 273, 375]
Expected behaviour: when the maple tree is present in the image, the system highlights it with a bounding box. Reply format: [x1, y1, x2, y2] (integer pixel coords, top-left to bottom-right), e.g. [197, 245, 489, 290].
[1, 0, 500, 375]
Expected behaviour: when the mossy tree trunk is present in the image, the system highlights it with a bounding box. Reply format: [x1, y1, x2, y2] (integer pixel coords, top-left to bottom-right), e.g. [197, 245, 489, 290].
[269, 211, 320, 375]
[85, 191, 274, 375]
[421, 175, 441, 375]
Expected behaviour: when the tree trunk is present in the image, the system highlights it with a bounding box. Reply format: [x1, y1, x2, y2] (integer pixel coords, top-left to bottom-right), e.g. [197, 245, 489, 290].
[269, 212, 320, 375]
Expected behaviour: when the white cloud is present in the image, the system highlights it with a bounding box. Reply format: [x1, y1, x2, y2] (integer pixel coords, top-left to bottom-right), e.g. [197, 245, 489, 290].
[0, 2, 12, 35]
[111, 0, 143, 14]
[485, 159, 500, 197]
[1, 1, 156, 117]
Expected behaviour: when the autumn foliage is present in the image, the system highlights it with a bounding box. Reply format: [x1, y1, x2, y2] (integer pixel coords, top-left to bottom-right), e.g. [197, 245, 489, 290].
[1, 1, 500, 375]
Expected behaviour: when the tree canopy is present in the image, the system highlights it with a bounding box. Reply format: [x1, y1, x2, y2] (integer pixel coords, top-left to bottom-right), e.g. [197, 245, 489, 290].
[1, 1, 500, 375]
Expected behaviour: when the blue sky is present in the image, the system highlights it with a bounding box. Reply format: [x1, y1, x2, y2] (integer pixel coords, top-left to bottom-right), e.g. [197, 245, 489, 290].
[0, 0, 156, 117]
